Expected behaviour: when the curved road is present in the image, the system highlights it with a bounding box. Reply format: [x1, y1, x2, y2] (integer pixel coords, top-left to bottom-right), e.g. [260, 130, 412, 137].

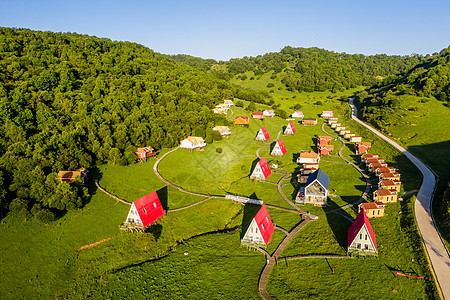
[349, 98, 450, 299]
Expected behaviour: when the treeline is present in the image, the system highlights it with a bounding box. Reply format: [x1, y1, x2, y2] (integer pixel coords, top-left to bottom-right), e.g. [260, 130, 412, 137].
[206, 46, 422, 92]
[354, 46, 450, 126]
[0, 28, 270, 220]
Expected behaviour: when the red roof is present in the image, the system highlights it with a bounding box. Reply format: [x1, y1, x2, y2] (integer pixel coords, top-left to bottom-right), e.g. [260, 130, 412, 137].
[288, 122, 296, 134]
[261, 126, 270, 140]
[277, 139, 287, 155]
[252, 111, 263, 116]
[254, 204, 275, 246]
[347, 209, 377, 251]
[134, 191, 165, 227]
[258, 157, 272, 179]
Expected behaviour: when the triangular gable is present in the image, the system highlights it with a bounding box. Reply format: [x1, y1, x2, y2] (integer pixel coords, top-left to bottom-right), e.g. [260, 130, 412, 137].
[347, 209, 377, 251]
[253, 204, 275, 246]
[261, 126, 270, 140]
[305, 169, 329, 190]
[125, 203, 141, 224]
[258, 157, 271, 179]
[133, 191, 165, 227]
[284, 122, 296, 135]
[272, 139, 287, 156]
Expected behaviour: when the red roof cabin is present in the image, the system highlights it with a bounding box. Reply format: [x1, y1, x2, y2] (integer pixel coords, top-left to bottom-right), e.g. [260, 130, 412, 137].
[136, 146, 156, 160]
[252, 111, 264, 120]
[359, 202, 385, 218]
[354, 142, 372, 155]
[255, 126, 270, 142]
[347, 208, 378, 256]
[317, 136, 332, 147]
[321, 111, 333, 118]
[263, 110, 275, 118]
[379, 180, 401, 192]
[241, 204, 275, 248]
[250, 157, 271, 180]
[361, 154, 379, 164]
[125, 191, 165, 229]
[271, 139, 287, 157]
[375, 166, 396, 177]
[319, 144, 334, 156]
[379, 172, 401, 181]
[284, 122, 296, 135]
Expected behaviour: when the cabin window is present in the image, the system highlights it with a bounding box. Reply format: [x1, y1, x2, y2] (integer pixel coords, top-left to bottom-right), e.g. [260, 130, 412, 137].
[359, 234, 362, 240]
[255, 227, 258, 233]
[153, 202, 157, 208]
[266, 217, 269, 222]
[251, 227, 253, 233]
[372, 211, 375, 216]
[378, 210, 380, 215]
[364, 244, 369, 250]
[365, 234, 368, 240]
[261, 224, 265, 231]
[357, 243, 361, 249]
[142, 208, 147, 214]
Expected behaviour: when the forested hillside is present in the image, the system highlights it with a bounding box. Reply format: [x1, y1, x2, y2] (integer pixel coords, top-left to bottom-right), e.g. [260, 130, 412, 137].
[0, 28, 270, 220]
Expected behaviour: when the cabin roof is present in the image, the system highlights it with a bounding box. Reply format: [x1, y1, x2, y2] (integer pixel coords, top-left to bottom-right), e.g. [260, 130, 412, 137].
[305, 168, 330, 190]
[134, 191, 165, 227]
[347, 209, 377, 251]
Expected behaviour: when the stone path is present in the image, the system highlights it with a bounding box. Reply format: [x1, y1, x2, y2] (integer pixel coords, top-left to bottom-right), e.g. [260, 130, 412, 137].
[349, 97, 450, 299]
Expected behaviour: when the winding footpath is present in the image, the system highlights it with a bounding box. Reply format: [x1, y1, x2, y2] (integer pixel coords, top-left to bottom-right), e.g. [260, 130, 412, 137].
[349, 98, 450, 299]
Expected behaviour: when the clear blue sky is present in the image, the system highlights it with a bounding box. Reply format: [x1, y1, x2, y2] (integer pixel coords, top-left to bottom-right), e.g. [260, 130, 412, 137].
[1, 0, 449, 61]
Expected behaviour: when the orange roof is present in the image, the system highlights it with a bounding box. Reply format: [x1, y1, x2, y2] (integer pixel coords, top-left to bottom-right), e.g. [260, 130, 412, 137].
[321, 145, 334, 150]
[356, 142, 372, 147]
[376, 189, 392, 196]
[300, 151, 319, 159]
[252, 111, 263, 116]
[137, 146, 154, 153]
[235, 116, 250, 125]
[361, 202, 385, 210]
[318, 136, 332, 141]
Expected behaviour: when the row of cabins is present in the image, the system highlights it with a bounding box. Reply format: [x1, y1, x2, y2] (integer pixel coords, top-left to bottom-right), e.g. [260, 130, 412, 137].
[252, 110, 275, 119]
[328, 117, 364, 143]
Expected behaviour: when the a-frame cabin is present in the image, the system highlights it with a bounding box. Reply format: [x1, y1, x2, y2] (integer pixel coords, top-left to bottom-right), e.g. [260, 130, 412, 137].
[271, 139, 287, 156]
[255, 126, 270, 142]
[241, 204, 275, 248]
[125, 191, 165, 229]
[347, 208, 378, 256]
[284, 122, 296, 135]
[250, 157, 271, 180]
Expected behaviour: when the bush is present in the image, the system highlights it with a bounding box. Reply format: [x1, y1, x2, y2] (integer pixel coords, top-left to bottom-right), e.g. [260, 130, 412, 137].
[235, 100, 244, 107]
[250, 77, 254, 80]
[270, 75, 277, 80]
[314, 101, 323, 106]
[267, 83, 274, 88]
[216, 147, 223, 154]
[269, 90, 274, 93]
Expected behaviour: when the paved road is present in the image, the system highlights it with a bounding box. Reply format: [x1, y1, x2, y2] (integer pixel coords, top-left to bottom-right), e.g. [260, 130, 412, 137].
[349, 98, 450, 300]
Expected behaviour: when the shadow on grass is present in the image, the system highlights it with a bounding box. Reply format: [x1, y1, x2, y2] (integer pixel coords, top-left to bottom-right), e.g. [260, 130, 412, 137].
[156, 186, 168, 211]
[292, 153, 300, 163]
[324, 202, 354, 251]
[249, 158, 260, 177]
[240, 204, 262, 240]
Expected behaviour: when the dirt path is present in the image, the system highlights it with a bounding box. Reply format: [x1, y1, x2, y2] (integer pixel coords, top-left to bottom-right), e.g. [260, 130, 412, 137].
[77, 235, 116, 251]
[349, 97, 450, 299]
[95, 180, 131, 205]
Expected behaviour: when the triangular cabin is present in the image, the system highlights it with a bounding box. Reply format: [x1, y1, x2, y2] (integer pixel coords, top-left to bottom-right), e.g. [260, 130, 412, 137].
[125, 191, 165, 229]
[240, 204, 275, 248]
[321, 111, 333, 118]
[302, 118, 317, 125]
[291, 111, 304, 118]
[234, 116, 250, 126]
[373, 189, 398, 203]
[213, 126, 231, 137]
[284, 122, 296, 135]
[263, 110, 275, 118]
[57, 168, 88, 183]
[252, 111, 264, 120]
[296, 168, 329, 206]
[255, 126, 270, 142]
[136, 146, 156, 160]
[271, 139, 287, 157]
[354, 142, 372, 155]
[180, 136, 206, 151]
[297, 151, 320, 165]
[359, 202, 385, 218]
[319, 144, 334, 156]
[250, 157, 271, 180]
[317, 136, 332, 147]
[347, 208, 378, 256]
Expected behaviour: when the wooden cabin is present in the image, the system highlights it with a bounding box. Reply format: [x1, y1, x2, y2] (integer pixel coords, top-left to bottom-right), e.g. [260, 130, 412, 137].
[319, 144, 334, 156]
[378, 180, 401, 192]
[375, 166, 396, 177]
[361, 154, 379, 164]
[354, 142, 371, 154]
[321, 111, 333, 118]
[124, 191, 165, 229]
[291, 111, 304, 118]
[344, 132, 356, 140]
[317, 136, 332, 147]
[240, 204, 275, 248]
[350, 136, 362, 143]
[347, 209, 378, 256]
[255, 126, 270, 142]
[284, 122, 296, 135]
[379, 172, 401, 181]
[223, 100, 234, 107]
[331, 122, 340, 129]
[373, 189, 398, 203]
[297, 168, 316, 183]
[136, 146, 156, 160]
[296, 169, 329, 206]
[250, 157, 271, 180]
[359, 202, 385, 218]
[213, 126, 231, 137]
[180, 136, 206, 150]
[252, 111, 264, 120]
[263, 110, 275, 118]
[57, 168, 88, 183]
[302, 118, 317, 125]
[234, 116, 250, 126]
[297, 151, 320, 165]
[271, 139, 287, 157]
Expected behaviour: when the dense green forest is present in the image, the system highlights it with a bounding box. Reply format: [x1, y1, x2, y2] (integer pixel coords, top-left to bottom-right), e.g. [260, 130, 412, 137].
[354, 46, 450, 125]
[173, 46, 425, 93]
[0, 28, 271, 220]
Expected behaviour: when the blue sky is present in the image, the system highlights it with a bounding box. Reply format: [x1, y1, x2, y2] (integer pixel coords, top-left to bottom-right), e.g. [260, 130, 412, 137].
[1, 0, 449, 60]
